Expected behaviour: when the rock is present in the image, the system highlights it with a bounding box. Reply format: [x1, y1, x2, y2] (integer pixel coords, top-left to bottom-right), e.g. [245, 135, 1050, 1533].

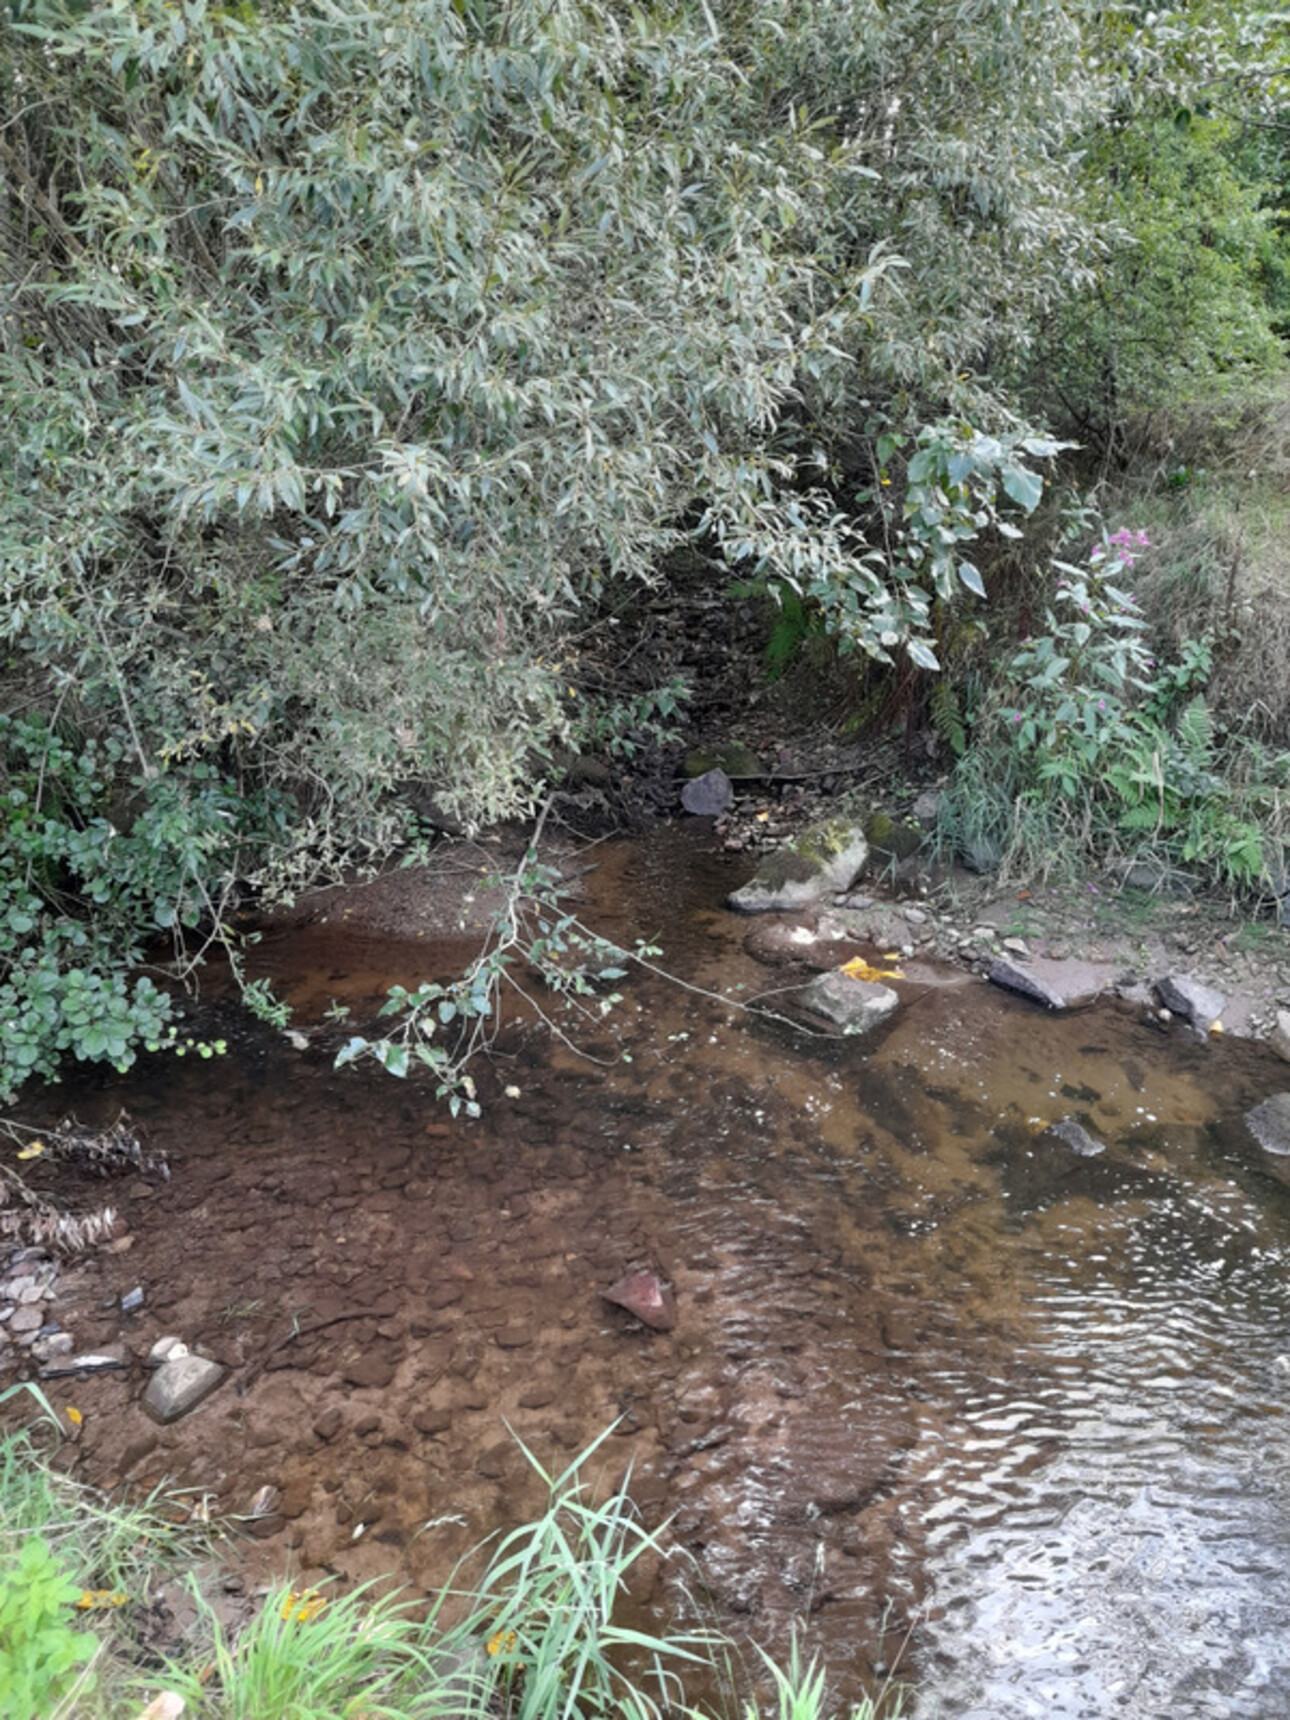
[120, 1286, 145, 1314]
[342, 1351, 398, 1389]
[1002, 937, 1029, 957]
[685, 742, 761, 780]
[248, 1483, 280, 1519]
[988, 956, 1118, 1011]
[680, 768, 733, 817]
[864, 810, 922, 862]
[743, 918, 825, 967]
[1041, 1117, 1106, 1157]
[728, 815, 868, 913]
[142, 1353, 226, 1424]
[1267, 1010, 1290, 1063]
[799, 971, 900, 1034]
[10, 1304, 42, 1335]
[903, 906, 927, 925]
[912, 790, 942, 831]
[31, 1333, 74, 1363]
[567, 754, 612, 787]
[494, 1326, 534, 1349]
[1244, 1094, 1290, 1156]
[1156, 973, 1226, 1030]
[147, 1335, 189, 1368]
[412, 1407, 453, 1436]
[601, 1270, 676, 1332]
[1121, 858, 1195, 896]
[313, 1406, 343, 1441]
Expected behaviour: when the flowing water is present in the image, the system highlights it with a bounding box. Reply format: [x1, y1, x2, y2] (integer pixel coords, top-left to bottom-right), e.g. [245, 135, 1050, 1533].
[15, 829, 1290, 1717]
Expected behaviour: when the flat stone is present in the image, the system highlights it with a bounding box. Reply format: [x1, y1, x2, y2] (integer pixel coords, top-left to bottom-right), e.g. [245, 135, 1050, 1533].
[601, 1270, 676, 1332]
[313, 1407, 343, 1441]
[1156, 973, 1226, 1029]
[799, 971, 900, 1034]
[1041, 1117, 1106, 1157]
[342, 1351, 397, 1389]
[412, 1407, 453, 1436]
[988, 956, 1118, 1011]
[727, 814, 868, 913]
[1244, 1094, 1290, 1156]
[494, 1326, 534, 1349]
[680, 768, 733, 817]
[31, 1333, 74, 1363]
[143, 1353, 226, 1424]
[10, 1304, 42, 1335]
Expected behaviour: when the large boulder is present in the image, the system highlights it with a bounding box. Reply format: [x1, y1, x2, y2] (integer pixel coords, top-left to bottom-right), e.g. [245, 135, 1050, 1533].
[799, 971, 899, 1034]
[680, 768, 733, 817]
[728, 816, 868, 913]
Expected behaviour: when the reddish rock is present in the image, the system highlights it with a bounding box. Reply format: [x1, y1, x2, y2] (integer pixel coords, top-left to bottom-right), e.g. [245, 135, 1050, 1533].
[601, 1270, 676, 1332]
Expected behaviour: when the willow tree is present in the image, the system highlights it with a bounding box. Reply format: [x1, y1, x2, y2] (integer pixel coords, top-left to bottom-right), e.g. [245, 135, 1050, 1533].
[0, 0, 1102, 1093]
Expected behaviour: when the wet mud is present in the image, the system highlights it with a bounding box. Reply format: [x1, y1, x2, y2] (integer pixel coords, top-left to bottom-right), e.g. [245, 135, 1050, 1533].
[6, 829, 1290, 1717]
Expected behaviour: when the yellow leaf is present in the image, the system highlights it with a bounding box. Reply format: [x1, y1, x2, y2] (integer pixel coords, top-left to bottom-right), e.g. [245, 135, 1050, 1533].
[839, 956, 905, 983]
[16, 1141, 46, 1159]
[67, 1407, 83, 1427]
[280, 1588, 327, 1623]
[487, 1629, 518, 1658]
[77, 1589, 129, 1610]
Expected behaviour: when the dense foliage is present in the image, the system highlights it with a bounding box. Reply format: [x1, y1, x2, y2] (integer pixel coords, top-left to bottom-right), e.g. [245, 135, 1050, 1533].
[1, 0, 1287, 1097]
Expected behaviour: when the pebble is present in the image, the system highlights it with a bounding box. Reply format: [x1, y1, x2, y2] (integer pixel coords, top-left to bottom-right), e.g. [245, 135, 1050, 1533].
[1003, 937, 1030, 957]
[143, 1353, 226, 1424]
[902, 906, 927, 925]
[10, 1304, 42, 1335]
[120, 1286, 145, 1313]
[147, 1335, 190, 1367]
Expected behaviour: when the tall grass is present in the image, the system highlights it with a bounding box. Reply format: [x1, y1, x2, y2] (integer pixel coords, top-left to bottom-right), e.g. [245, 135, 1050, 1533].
[0, 1392, 904, 1720]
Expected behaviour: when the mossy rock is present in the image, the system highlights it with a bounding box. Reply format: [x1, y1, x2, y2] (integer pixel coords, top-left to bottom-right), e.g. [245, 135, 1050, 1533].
[684, 742, 762, 780]
[728, 815, 868, 912]
[864, 810, 923, 862]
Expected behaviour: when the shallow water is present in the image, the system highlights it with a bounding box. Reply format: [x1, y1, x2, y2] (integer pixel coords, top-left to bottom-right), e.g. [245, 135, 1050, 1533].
[14, 828, 1290, 1717]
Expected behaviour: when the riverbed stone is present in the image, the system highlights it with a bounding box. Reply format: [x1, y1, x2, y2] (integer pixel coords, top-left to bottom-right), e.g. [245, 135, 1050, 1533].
[727, 815, 868, 913]
[142, 1353, 226, 1423]
[1041, 1117, 1106, 1157]
[601, 1270, 676, 1332]
[147, 1335, 189, 1367]
[987, 955, 1118, 1011]
[799, 971, 899, 1034]
[10, 1304, 42, 1336]
[1156, 972, 1226, 1030]
[680, 768, 733, 817]
[1243, 1093, 1290, 1156]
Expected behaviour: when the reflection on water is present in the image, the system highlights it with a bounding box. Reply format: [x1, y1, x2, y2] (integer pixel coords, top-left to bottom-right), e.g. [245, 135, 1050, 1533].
[20, 828, 1290, 1720]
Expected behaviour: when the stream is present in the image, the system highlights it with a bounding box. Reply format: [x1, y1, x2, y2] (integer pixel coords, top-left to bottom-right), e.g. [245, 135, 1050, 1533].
[13, 828, 1290, 1718]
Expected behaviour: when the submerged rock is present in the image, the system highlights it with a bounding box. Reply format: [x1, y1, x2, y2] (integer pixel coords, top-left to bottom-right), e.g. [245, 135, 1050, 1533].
[728, 816, 868, 913]
[601, 1270, 676, 1332]
[680, 767, 733, 817]
[799, 971, 899, 1034]
[1243, 1093, 1290, 1156]
[1041, 1117, 1107, 1157]
[1155, 973, 1226, 1031]
[143, 1353, 226, 1423]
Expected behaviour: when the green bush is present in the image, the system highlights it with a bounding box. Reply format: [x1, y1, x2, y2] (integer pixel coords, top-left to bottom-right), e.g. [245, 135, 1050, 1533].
[0, 1536, 97, 1719]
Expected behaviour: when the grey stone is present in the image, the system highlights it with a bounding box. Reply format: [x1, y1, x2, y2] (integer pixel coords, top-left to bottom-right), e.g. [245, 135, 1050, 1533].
[142, 1353, 226, 1423]
[1041, 1117, 1106, 1157]
[1267, 1010, 1290, 1063]
[601, 1270, 676, 1332]
[30, 1333, 74, 1363]
[1002, 937, 1030, 957]
[728, 815, 868, 913]
[10, 1304, 42, 1335]
[680, 767, 733, 817]
[1244, 1094, 1290, 1157]
[1156, 973, 1226, 1030]
[988, 956, 1118, 1011]
[800, 971, 900, 1034]
[120, 1285, 145, 1313]
[912, 791, 942, 831]
[40, 1345, 127, 1379]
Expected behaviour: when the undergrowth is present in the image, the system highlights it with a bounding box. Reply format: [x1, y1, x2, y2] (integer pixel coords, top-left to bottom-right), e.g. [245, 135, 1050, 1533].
[0, 1393, 904, 1720]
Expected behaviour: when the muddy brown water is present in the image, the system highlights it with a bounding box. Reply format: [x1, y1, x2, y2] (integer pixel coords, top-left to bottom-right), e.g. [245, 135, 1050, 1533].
[9, 829, 1290, 1717]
